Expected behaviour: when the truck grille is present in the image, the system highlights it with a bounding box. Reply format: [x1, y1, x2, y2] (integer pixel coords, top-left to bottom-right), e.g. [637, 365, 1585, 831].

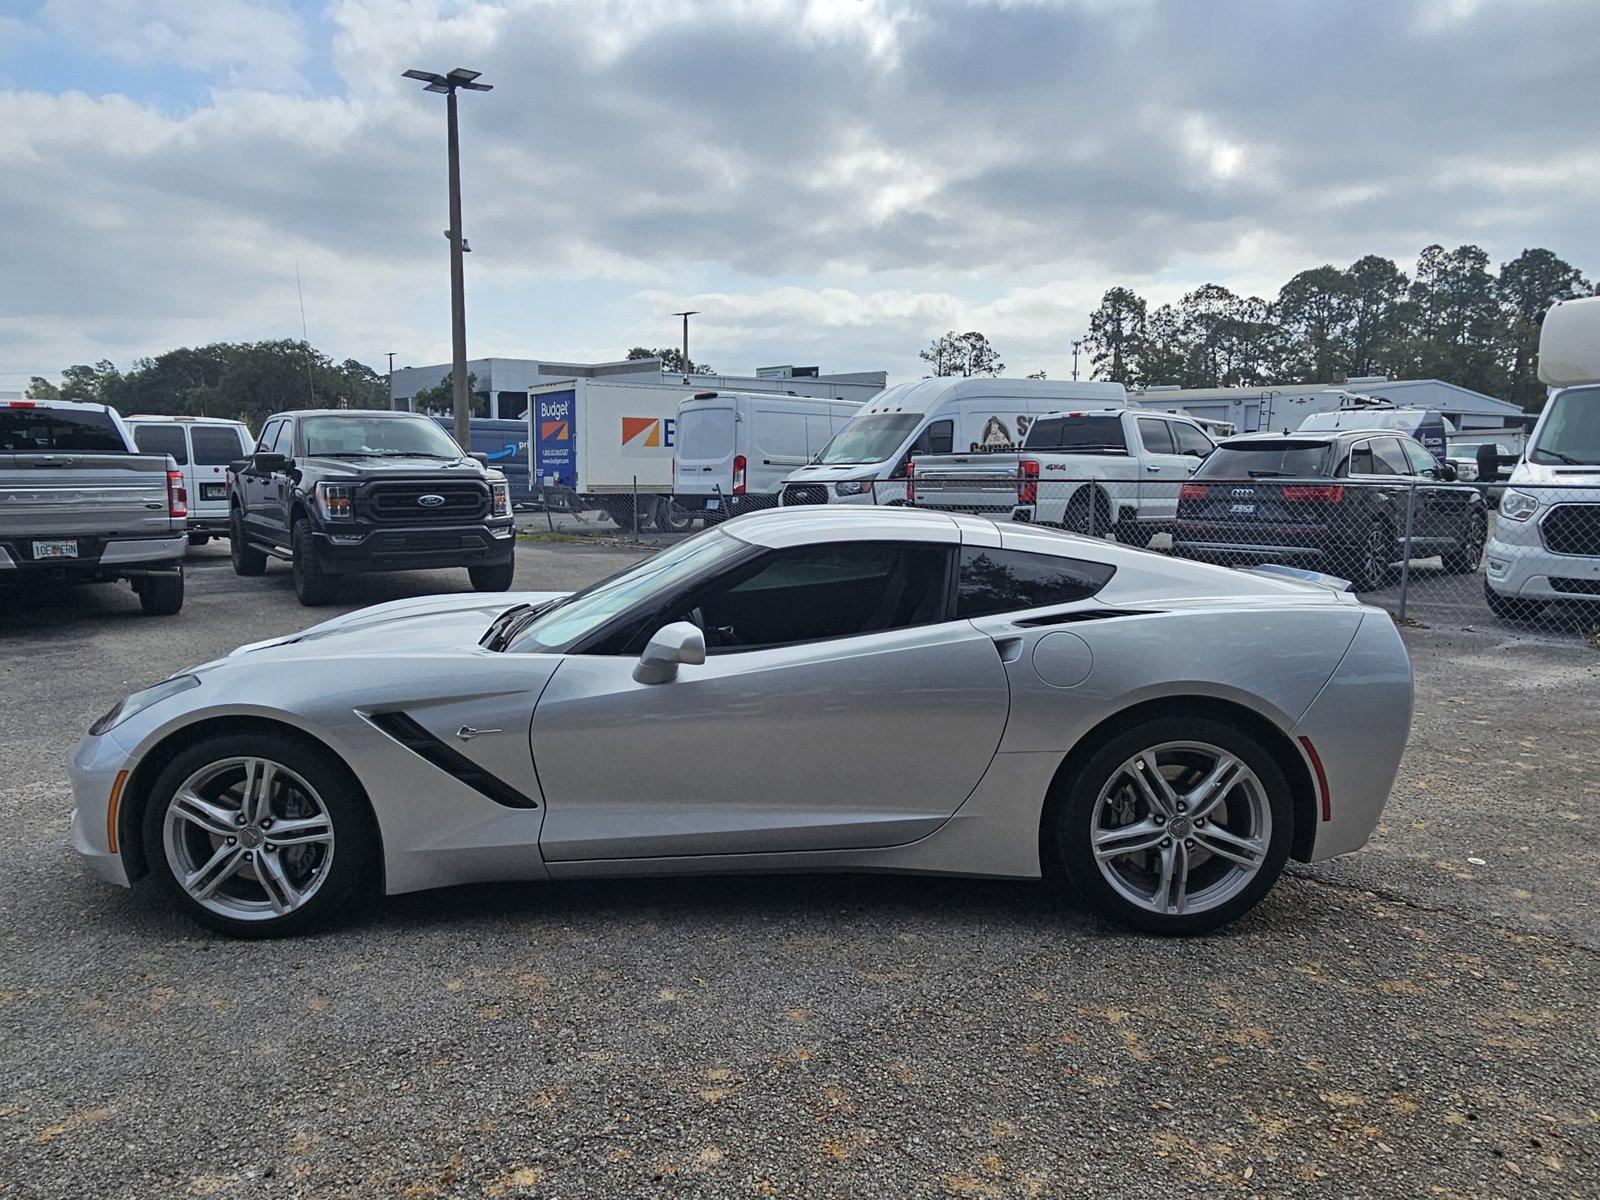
[1540, 504, 1600, 556]
[365, 481, 488, 522]
[782, 484, 829, 507]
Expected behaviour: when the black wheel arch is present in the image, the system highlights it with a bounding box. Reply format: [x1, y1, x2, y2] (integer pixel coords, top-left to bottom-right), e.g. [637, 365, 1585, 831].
[1038, 695, 1319, 873]
[115, 715, 383, 890]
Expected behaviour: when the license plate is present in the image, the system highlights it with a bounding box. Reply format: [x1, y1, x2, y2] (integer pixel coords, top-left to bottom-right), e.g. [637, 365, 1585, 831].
[706, 498, 721, 510]
[1229, 503, 1257, 516]
[202, 483, 228, 500]
[33, 539, 78, 559]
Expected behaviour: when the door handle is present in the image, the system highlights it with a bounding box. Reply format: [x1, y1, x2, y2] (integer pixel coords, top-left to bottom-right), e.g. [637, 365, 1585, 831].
[455, 726, 502, 741]
[1145, 464, 1162, 473]
[991, 636, 1023, 663]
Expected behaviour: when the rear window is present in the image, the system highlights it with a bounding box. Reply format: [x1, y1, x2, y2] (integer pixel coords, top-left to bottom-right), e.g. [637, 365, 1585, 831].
[0, 406, 127, 453]
[677, 406, 735, 461]
[1022, 415, 1128, 454]
[132, 424, 188, 464]
[1195, 440, 1332, 479]
[191, 425, 249, 465]
[957, 546, 1116, 618]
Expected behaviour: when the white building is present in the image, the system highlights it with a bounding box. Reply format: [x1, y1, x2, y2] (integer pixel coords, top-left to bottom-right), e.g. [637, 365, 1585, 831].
[1130, 376, 1526, 434]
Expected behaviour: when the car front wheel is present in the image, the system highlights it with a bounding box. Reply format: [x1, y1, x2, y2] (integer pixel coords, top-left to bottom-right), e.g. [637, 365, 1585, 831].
[1050, 716, 1294, 934]
[291, 521, 338, 606]
[469, 560, 516, 591]
[141, 733, 375, 938]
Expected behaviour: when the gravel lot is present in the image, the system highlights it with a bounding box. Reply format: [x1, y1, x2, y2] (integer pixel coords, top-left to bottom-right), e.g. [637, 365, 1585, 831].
[1, 540, 1595, 1198]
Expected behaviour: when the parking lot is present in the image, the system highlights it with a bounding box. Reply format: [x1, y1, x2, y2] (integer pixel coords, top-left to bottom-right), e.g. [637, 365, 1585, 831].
[2, 539, 1596, 1198]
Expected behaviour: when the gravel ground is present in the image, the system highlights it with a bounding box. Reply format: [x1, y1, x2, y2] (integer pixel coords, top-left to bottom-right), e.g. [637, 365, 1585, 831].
[1, 541, 1595, 1199]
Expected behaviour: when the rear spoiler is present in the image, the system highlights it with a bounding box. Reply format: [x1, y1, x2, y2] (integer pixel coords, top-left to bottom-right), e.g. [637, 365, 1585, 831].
[1248, 563, 1353, 593]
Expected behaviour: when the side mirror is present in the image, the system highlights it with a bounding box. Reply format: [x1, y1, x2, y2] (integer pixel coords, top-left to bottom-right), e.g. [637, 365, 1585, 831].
[469, 451, 489, 465]
[1475, 443, 1499, 482]
[254, 451, 290, 473]
[1440, 462, 1459, 482]
[632, 621, 706, 684]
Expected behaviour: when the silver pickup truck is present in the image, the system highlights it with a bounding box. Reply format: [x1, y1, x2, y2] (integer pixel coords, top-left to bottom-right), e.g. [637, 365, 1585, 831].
[0, 399, 187, 615]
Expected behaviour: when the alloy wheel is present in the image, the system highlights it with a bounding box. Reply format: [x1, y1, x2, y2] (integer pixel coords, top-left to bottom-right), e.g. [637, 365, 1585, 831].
[1090, 741, 1271, 917]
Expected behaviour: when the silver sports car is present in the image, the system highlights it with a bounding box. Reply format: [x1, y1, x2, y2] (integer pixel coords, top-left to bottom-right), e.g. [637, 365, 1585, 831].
[69, 507, 1412, 937]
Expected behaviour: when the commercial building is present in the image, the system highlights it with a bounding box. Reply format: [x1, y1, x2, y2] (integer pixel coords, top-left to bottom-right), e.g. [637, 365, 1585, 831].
[390, 357, 887, 419]
[1130, 377, 1526, 434]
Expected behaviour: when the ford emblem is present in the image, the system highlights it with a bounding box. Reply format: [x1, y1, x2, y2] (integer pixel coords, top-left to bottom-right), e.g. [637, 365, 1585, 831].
[418, 493, 446, 507]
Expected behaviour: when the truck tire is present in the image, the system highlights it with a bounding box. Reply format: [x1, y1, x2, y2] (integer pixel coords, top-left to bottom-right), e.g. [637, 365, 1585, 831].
[469, 561, 516, 592]
[136, 569, 185, 616]
[188, 533, 210, 548]
[656, 498, 695, 533]
[230, 509, 267, 576]
[291, 521, 339, 606]
[1062, 488, 1115, 540]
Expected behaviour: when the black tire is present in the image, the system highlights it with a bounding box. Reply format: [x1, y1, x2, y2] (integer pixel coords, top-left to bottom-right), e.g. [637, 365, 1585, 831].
[1339, 519, 1393, 592]
[1484, 580, 1543, 623]
[187, 532, 210, 548]
[601, 498, 640, 533]
[1048, 715, 1295, 935]
[136, 569, 185, 616]
[469, 560, 516, 591]
[291, 520, 339, 606]
[657, 497, 696, 533]
[140, 732, 376, 938]
[1062, 488, 1115, 540]
[230, 508, 267, 576]
[1442, 513, 1487, 574]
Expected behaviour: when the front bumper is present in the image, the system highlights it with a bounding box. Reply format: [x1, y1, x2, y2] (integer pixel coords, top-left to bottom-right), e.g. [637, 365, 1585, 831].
[67, 729, 137, 888]
[310, 520, 516, 574]
[1485, 513, 1600, 600]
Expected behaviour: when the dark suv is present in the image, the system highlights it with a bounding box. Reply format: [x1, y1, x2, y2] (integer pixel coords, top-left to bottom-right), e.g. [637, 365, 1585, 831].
[1173, 430, 1488, 590]
[229, 409, 516, 605]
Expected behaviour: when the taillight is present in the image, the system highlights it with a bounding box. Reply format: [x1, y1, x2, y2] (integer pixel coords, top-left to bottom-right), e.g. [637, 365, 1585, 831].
[906, 459, 916, 504]
[732, 454, 747, 496]
[1017, 459, 1039, 506]
[1179, 482, 1208, 502]
[167, 470, 188, 518]
[1281, 484, 1344, 503]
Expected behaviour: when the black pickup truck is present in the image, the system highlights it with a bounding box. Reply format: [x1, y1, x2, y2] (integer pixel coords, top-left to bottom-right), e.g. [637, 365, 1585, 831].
[229, 409, 516, 605]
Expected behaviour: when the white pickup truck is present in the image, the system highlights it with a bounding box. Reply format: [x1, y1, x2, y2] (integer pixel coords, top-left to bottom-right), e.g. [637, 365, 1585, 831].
[0, 399, 188, 614]
[907, 407, 1215, 542]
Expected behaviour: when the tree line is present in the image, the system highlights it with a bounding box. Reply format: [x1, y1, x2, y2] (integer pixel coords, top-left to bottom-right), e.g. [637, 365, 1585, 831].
[920, 245, 1590, 411]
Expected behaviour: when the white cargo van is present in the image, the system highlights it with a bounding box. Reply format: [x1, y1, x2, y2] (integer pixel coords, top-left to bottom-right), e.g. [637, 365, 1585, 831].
[126, 415, 254, 546]
[674, 391, 861, 516]
[778, 377, 1127, 506]
[1483, 296, 1600, 618]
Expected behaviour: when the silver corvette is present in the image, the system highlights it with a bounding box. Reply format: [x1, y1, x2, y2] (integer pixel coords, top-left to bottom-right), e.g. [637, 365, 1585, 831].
[69, 507, 1412, 937]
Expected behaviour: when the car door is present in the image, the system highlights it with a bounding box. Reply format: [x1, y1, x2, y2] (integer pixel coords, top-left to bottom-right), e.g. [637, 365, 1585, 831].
[530, 538, 1012, 862]
[1135, 417, 1190, 520]
[262, 418, 295, 534]
[1399, 435, 1466, 547]
[1369, 435, 1430, 543]
[239, 419, 280, 537]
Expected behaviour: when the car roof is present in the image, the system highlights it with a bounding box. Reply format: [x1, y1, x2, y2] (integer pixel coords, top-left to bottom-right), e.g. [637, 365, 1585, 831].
[1217, 429, 1414, 447]
[127, 414, 249, 426]
[722, 505, 967, 547]
[267, 409, 423, 420]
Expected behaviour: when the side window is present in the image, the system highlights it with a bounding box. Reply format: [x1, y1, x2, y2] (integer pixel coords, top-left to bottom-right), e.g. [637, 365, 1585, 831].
[1137, 418, 1175, 455]
[1172, 422, 1214, 458]
[1371, 437, 1409, 476]
[132, 425, 188, 465]
[681, 541, 951, 651]
[1347, 441, 1375, 475]
[1400, 438, 1442, 479]
[911, 419, 954, 456]
[191, 426, 248, 465]
[957, 546, 1116, 618]
[271, 420, 295, 457]
[256, 420, 281, 453]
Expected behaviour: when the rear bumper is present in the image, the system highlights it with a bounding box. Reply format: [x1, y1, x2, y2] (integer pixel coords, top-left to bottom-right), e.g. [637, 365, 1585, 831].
[310, 521, 516, 574]
[0, 533, 185, 580]
[186, 516, 232, 536]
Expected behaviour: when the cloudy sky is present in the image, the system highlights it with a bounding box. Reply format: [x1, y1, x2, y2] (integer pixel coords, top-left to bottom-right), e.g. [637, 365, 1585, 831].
[3, 0, 1598, 389]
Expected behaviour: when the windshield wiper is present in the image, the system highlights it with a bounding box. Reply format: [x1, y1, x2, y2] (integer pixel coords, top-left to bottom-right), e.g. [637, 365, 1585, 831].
[1247, 469, 1290, 477]
[1534, 449, 1591, 466]
[482, 603, 532, 651]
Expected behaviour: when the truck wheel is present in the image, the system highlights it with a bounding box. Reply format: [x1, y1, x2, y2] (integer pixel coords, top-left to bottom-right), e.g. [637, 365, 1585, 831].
[230, 509, 267, 576]
[188, 533, 211, 548]
[1062, 488, 1114, 540]
[469, 561, 516, 592]
[291, 522, 339, 606]
[657, 498, 695, 533]
[136, 569, 185, 616]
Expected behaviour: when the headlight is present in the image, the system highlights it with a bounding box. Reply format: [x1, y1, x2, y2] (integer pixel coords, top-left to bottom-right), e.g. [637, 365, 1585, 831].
[89, 675, 200, 736]
[491, 479, 511, 518]
[834, 480, 871, 496]
[316, 482, 354, 520]
[1499, 489, 1539, 522]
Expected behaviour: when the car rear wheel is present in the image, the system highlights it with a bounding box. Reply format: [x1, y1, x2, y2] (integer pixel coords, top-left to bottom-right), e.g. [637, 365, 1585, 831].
[135, 569, 185, 616]
[1341, 519, 1392, 591]
[1050, 716, 1294, 934]
[469, 560, 516, 591]
[230, 509, 267, 576]
[1442, 513, 1487, 574]
[142, 733, 375, 938]
[291, 521, 338, 606]
[187, 532, 210, 547]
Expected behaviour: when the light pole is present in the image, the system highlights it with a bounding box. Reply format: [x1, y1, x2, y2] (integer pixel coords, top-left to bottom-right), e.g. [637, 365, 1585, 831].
[1071, 338, 1084, 382]
[404, 66, 492, 449]
[670, 310, 699, 380]
[386, 351, 396, 410]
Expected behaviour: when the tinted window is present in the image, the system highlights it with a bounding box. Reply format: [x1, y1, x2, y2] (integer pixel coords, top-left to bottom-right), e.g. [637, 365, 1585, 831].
[1371, 437, 1409, 476]
[1172, 422, 1214, 457]
[1399, 438, 1442, 479]
[271, 420, 294, 456]
[911, 419, 954, 456]
[302, 415, 463, 458]
[957, 546, 1116, 618]
[191, 425, 249, 465]
[1194, 441, 1332, 479]
[1346, 442, 1375, 475]
[686, 541, 950, 650]
[132, 424, 188, 464]
[1137, 419, 1175, 455]
[0, 406, 127, 453]
[1023, 415, 1127, 454]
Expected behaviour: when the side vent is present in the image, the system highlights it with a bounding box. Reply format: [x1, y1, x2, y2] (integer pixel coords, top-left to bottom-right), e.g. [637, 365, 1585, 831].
[367, 711, 537, 809]
[1014, 608, 1156, 628]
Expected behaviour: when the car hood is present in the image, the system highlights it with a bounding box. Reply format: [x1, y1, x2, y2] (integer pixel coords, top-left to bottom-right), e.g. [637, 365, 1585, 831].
[218, 591, 570, 663]
[300, 455, 496, 478]
[785, 462, 889, 482]
[1507, 460, 1600, 486]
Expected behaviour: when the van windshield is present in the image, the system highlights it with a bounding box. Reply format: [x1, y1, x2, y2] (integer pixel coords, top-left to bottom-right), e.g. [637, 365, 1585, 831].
[1530, 387, 1600, 466]
[814, 413, 922, 465]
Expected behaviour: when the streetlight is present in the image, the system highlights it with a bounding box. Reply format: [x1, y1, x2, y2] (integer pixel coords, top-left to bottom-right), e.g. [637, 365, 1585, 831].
[670, 310, 700, 380]
[1071, 337, 1084, 382]
[404, 66, 492, 449]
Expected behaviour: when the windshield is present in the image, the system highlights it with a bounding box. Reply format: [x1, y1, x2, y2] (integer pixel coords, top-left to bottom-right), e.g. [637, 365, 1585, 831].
[507, 530, 749, 654]
[814, 413, 923, 465]
[1195, 441, 1333, 479]
[301, 415, 463, 458]
[1023, 415, 1128, 453]
[1530, 387, 1600, 466]
[1, 406, 126, 453]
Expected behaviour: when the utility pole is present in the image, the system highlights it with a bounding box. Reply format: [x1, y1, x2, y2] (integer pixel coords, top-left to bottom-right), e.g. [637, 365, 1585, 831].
[404, 66, 492, 448]
[670, 310, 700, 381]
[1071, 338, 1084, 382]
[386, 352, 396, 411]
